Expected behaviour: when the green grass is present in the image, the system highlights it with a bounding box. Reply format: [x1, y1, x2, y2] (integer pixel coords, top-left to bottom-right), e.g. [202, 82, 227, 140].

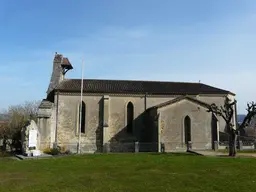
[237, 150, 256, 153]
[1, 153, 256, 192]
[217, 149, 256, 153]
[0, 151, 12, 158]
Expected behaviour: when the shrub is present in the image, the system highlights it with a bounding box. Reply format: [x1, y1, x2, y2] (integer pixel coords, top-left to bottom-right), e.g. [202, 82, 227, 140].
[64, 149, 72, 155]
[50, 148, 60, 155]
[59, 146, 66, 154]
[43, 146, 71, 156]
[43, 147, 60, 155]
[43, 147, 52, 154]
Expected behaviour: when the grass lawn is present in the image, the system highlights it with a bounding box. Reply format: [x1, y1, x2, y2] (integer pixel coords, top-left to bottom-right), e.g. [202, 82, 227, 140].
[0, 151, 12, 158]
[217, 149, 256, 153]
[1, 153, 256, 192]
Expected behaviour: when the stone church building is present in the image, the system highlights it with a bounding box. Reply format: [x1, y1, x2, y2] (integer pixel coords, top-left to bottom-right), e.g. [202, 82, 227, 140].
[37, 53, 237, 153]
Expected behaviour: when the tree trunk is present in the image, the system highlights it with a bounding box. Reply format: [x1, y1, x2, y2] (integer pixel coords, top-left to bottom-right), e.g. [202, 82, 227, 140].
[228, 131, 237, 156]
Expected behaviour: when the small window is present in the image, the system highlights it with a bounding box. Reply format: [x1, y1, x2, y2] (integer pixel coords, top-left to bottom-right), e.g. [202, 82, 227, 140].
[127, 102, 134, 133]
[184, 116, 191, 144]
[79, 101, 86, 133]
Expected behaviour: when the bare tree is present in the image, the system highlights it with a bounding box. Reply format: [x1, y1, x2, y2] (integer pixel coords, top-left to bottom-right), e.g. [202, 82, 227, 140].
[0, 121, 9, 151]
[0, 100, 40, 152]
[208, 97, 256, 156]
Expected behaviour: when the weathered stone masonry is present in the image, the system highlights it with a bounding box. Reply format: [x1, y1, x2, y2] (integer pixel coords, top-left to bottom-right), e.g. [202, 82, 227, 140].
[37, 53, 237, 153]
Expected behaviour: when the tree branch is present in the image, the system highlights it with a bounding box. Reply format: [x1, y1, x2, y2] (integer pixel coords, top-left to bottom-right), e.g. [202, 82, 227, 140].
[208, 103, 228, 123]
[239, 102, 256, 130]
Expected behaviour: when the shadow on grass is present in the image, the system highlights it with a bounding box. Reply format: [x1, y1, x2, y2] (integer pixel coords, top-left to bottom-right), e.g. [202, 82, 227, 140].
[187, 150, 204, 156]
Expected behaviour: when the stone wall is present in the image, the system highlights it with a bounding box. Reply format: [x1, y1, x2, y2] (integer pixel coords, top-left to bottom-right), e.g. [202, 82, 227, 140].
[37, 100, 54, 150]
[42, 93, 231, 153]
[37, 117, 51, 149]
[158, 99, 213, 151]
[55, 94, 102, 153]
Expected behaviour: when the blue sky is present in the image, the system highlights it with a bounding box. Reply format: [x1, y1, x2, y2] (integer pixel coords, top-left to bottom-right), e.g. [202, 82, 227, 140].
[0, 0, 255, 113]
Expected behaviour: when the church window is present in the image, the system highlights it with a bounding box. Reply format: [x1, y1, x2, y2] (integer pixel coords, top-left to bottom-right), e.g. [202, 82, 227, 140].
[184, 115, 191, 144]
[79, 101, 86, 133]
[127, 102, 134, 134]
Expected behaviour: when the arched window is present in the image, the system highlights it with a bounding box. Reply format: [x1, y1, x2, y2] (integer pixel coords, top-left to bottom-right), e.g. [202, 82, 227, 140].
[79, 101, 86, 133]
[184, 116, 191, 144]
[127, 102, 134, 134]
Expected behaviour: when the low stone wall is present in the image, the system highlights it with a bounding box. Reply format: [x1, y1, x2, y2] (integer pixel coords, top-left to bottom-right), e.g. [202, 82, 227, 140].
[31, 140, 256, 154]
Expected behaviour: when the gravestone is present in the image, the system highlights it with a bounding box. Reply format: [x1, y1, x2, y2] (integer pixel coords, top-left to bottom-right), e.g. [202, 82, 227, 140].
[21, 119, 41, 156]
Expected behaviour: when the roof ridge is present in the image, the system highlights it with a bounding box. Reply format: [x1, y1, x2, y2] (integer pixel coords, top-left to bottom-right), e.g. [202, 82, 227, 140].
[153, 95, 210, 109]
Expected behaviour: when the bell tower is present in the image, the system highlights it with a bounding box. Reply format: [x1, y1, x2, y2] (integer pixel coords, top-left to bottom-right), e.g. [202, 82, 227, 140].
[46, 52, 73, 95]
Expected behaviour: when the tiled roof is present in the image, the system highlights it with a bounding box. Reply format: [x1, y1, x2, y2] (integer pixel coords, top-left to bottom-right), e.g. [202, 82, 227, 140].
[39, 99, 53, 109]
[152, 95, 211, 109]
[61, 57, 73, 69]
[55, 79, 234, 95]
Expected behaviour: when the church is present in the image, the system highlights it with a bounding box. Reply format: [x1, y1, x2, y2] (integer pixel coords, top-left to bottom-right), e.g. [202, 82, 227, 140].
[37, 53, 237, 153]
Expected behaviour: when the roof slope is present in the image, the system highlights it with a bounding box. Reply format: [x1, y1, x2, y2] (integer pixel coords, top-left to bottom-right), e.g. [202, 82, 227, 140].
[61, 57, 73, 70]
[39, 99, 53, 109]
[152, 95, 211, 109]
[55, 79, 234, 95]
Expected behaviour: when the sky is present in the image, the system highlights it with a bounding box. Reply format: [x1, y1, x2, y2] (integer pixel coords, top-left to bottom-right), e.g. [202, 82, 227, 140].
[0, 0, 255, 114]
